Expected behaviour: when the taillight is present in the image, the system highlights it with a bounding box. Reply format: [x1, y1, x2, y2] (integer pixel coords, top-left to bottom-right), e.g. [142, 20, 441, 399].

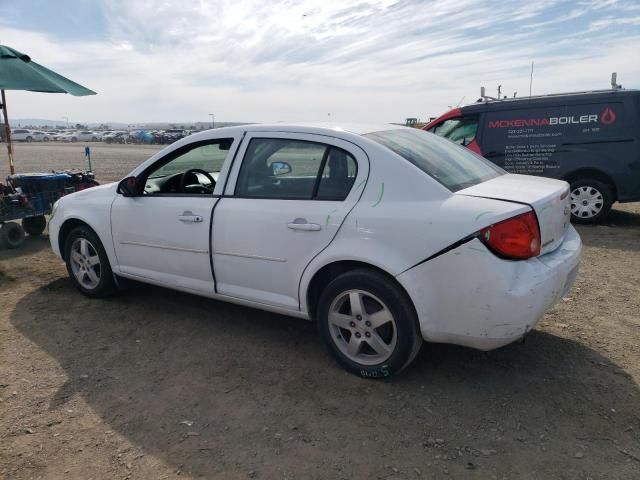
[479, 210, 541, 259]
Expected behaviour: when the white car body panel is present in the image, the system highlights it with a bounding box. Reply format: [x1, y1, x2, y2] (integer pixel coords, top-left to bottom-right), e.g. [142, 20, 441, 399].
[111, 195, 218, 294]
[397, 226, 581, 349]
[48, 123, 582, 352]
[212, 131, 370, 309]
[49, 182, 119, 266]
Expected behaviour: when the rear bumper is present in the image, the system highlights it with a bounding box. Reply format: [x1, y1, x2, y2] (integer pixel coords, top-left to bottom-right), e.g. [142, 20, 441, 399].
[397, 225, 581, 350]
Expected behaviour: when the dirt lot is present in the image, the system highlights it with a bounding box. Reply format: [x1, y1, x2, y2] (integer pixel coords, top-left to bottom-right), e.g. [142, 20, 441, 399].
[1, 143, 640, 479]
[0, 142, 164, 183]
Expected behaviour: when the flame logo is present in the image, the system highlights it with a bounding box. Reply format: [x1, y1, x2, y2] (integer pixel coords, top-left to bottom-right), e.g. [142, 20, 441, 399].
[601, 107, 616, 125]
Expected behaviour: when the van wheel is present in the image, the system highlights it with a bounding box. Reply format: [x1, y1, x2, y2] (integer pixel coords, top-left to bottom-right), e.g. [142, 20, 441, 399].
[569, 179, 613, 224]
[317, 269, 422, 378]
[64, 226, 116, 297]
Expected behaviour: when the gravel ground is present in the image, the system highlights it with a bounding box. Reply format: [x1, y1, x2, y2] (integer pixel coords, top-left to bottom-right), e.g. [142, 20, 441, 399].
[1, 143, 639, 479]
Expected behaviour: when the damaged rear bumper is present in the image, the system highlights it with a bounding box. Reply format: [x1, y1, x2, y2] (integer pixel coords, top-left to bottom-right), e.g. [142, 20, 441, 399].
[396, 226, 581, 350]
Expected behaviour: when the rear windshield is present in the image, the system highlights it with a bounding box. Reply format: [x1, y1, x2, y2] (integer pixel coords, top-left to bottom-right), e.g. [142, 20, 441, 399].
[364, 128, 504, 192]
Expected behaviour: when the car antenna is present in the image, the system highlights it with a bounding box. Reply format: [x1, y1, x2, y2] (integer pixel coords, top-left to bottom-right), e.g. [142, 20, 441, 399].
[529, 61, 534, 97]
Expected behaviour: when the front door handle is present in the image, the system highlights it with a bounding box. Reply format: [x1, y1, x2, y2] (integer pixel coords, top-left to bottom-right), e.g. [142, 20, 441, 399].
[287, 218, 321, 231]
[178, 211, 203, 223]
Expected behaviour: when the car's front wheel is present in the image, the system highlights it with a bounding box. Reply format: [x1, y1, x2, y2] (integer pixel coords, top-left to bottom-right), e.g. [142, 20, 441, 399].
[317, 269, 422, 378]
[64, 225, 116, 297]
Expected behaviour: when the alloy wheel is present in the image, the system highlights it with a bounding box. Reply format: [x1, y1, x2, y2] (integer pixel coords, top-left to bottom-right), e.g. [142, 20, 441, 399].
[69, 237, 102, 290]
[328, 289, 397, 365]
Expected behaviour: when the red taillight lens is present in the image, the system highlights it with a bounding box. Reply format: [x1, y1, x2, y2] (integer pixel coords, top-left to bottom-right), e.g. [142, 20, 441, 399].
[479, 211, 541, 259]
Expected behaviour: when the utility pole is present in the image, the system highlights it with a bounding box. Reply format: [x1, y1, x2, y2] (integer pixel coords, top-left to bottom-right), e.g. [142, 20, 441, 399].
[208, 113, 215, 129]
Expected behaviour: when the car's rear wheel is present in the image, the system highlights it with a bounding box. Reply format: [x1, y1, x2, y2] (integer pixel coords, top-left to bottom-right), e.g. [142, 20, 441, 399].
[22, 215, 47, 236]
[64, 226, 116, 297]
[0, 222, 26, 249]
[26, 136, 33, 142]
[317, 269, 422, 378]
[569, 179, 613, 224]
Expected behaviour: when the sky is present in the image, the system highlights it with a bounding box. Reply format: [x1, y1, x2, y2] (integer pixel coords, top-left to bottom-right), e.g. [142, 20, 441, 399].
[1, 0, 639, 124]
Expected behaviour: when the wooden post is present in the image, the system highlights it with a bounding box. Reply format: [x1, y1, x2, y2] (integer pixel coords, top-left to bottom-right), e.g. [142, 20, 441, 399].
[1, 89, 16, 175]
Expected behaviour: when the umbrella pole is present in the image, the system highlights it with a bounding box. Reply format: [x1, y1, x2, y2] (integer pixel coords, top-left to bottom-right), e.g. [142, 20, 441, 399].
[1, 89, 16, 176]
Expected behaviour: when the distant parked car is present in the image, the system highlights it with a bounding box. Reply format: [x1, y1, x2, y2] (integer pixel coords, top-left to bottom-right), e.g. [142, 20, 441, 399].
[49, 123, 581, 378]
[75, 131, 99, 142]
[31, 131, 52, 142]
[11, 129, 36, 142]
[60, 132, 78, 142]
[104, 131, 128, 144]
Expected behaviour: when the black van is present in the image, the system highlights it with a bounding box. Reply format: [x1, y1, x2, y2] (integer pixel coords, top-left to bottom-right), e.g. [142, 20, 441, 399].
[424, 89, 640, 223]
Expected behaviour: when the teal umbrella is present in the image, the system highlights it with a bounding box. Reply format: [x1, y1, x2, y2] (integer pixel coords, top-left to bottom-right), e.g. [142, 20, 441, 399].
[0, 44, 96, 174]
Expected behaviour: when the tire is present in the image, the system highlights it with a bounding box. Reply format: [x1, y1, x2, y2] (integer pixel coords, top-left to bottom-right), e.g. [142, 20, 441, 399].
[0, 222, 26, 249]
[26, 136, 33, 142]
[71, 137, 77, 143]
[43, 137, 50, 142]
[64, 225, 116, 297]
[317, 269, 422, 379]
[91, 137, 97, 142]
[22, 215, 47, 236]
[569, 179, 613, 224]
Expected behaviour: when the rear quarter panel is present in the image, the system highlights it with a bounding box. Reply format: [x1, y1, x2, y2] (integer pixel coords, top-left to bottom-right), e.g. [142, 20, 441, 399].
[298, 140, 529, 313]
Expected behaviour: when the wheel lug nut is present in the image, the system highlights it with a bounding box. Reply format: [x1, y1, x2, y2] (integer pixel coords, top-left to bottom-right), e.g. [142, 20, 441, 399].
[355, 332, 361, 338]
[350, 322, 356, 327]
[356, 315, 362, 321]
[365, 321, 372, 327]
[365, 332, 371, 338]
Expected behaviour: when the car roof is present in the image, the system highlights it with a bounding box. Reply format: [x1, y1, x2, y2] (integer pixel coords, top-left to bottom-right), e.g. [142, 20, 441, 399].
[211, 122, 407, 137]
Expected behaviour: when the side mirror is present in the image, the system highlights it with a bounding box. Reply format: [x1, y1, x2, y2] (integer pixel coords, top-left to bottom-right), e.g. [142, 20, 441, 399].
[270, 161, 292, 176]
[117, 176, 139, 197]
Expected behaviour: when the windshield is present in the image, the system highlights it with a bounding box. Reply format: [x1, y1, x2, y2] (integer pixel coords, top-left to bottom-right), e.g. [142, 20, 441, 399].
[364, 128, 504, 192]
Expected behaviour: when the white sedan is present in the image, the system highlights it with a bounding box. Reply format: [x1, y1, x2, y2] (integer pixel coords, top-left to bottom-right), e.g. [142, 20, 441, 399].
[48, 124, 581, 377]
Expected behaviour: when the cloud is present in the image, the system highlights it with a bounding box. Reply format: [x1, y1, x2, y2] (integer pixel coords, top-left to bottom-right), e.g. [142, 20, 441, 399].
[0, 0, 638, 123]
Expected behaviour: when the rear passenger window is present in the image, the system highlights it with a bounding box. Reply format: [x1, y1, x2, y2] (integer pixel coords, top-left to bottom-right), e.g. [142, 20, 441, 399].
[316, 149, 357, 200]
[235, 138, 357, 200]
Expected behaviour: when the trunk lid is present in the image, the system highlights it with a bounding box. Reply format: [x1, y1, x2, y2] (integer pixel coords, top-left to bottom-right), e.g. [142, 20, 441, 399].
[457, 174, 571, 255]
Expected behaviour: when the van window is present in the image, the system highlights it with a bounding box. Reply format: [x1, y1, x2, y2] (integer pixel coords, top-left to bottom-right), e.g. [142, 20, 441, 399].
[430, 116, 479, 146]
[365, 128, 504, 192]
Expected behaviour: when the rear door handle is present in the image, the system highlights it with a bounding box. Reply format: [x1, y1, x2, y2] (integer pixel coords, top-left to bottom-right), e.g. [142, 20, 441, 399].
[287, 218, 321, 231]
[178, 211, 203, 223]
